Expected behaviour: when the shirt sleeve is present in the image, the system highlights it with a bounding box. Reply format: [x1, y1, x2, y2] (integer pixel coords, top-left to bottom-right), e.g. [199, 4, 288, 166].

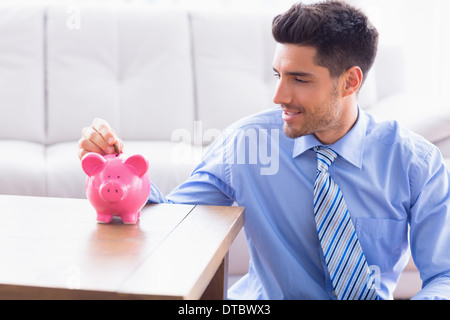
[147, 133, 236, 206]
[409, 145, 450, 300]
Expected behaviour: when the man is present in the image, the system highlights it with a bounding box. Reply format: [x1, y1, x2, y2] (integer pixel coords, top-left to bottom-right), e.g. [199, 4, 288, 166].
[79, 1, 450, 299]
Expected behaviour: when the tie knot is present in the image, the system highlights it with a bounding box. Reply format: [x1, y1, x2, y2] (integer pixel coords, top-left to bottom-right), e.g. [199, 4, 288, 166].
[314, 146, 338, 172]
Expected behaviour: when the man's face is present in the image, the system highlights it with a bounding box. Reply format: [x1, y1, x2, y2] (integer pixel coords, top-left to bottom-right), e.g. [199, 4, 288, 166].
[272, 44, 345, 142]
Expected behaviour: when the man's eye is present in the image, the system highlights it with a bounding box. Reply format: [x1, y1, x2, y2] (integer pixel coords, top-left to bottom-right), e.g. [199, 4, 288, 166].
[295, 78, 309, 84]
[273, 73, 280, 79]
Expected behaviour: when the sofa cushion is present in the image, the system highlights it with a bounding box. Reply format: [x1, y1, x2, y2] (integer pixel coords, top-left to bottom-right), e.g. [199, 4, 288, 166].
[368, 93, 450, 144]
[436, 140, 450, 160]
[122, 140, 202, 195]
[191, 10, 278, 132]
[0, 141, 46, 196]
[46, 4, 195, 144]
[46, 142, 87, 198]
[117, 6, 195, 141]
[46, 4, 120, 145]
[358, 68, 378, 110]
[0, 4, 45, 143]
[46, 140, 201, 198]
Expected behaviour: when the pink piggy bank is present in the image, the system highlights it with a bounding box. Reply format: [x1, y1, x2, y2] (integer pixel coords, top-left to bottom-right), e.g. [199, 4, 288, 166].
[81, 152, 151, 224]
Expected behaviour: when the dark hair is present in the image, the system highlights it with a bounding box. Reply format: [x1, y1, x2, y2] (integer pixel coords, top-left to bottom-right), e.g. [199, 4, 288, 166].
[272, 0, 379, 80]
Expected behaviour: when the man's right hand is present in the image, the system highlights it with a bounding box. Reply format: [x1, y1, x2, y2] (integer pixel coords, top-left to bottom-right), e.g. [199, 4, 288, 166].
[78, 118, 124, 160]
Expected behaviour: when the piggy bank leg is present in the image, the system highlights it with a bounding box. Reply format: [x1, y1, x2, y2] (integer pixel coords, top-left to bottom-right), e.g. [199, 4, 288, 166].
[97, 212, 113, 224]
[121, 211, 140, 224]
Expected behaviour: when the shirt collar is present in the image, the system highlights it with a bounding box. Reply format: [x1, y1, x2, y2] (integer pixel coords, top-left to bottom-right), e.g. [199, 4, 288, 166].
[292, 107, 367, 169]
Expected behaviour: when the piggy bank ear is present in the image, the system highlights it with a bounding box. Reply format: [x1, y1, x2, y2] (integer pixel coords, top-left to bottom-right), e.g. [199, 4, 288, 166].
[124, 154, 149, 177]
[81, 153, 106, 177]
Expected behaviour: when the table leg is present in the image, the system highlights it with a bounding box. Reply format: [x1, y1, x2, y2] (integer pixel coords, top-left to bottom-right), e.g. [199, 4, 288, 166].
[200, 253, 229, 300]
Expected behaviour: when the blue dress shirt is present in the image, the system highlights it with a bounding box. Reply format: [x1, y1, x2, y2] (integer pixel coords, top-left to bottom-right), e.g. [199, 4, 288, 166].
[148, 106, 450, 300]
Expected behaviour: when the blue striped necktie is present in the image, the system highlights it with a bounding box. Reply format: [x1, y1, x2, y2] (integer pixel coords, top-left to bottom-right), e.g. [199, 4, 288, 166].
[313, 146, 379, 300]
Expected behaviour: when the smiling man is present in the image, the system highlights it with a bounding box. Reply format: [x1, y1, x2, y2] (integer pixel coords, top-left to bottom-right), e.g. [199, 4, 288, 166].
[272, 45, 359, 144]
[79, 1, 450, 300]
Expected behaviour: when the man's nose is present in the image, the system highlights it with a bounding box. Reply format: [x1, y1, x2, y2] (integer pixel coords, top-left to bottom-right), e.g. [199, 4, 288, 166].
[272, 78, 293, 105]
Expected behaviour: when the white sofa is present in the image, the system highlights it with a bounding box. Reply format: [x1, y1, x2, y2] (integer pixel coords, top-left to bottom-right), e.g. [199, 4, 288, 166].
[1, 2, 449, 299]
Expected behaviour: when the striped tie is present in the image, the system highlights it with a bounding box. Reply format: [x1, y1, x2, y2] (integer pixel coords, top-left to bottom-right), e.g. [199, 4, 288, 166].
[313, 146, 379, 300]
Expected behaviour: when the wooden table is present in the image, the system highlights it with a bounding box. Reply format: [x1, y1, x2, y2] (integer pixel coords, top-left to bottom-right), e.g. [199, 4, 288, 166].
[0, 195, 244, 300]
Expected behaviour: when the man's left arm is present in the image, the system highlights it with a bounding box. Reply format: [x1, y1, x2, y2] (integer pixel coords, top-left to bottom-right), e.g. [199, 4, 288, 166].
[409, 146, 450, 300]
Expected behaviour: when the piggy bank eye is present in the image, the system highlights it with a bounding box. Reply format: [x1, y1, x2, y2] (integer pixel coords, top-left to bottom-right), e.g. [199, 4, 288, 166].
[117, 176, 120, 179]
[107, 175, 111, 178]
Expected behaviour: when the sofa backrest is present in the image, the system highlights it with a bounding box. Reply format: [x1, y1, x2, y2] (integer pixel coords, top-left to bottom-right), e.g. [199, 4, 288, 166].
[0, 3, 399, 145]
[0, 3, 45, 144]
[46, 4, 195, 144]
[190, 10, 277, 133]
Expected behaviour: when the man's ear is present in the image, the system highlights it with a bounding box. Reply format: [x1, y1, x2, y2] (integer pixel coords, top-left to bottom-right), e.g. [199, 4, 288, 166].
[341, 66, 363, 98]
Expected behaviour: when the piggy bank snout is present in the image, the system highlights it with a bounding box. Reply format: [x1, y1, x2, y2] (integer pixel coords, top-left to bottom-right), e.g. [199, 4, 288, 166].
[100, 181, 126, 203]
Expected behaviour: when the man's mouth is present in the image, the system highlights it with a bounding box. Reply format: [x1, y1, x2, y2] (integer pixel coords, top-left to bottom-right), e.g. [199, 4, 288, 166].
[282, 109, 302, 122]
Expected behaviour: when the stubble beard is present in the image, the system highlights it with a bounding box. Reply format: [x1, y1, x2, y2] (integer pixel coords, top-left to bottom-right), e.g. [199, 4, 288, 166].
[282, 87, 341, 140]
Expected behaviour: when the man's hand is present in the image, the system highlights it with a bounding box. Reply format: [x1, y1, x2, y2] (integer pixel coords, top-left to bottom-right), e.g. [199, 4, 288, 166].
[78, 118, 124, 160]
